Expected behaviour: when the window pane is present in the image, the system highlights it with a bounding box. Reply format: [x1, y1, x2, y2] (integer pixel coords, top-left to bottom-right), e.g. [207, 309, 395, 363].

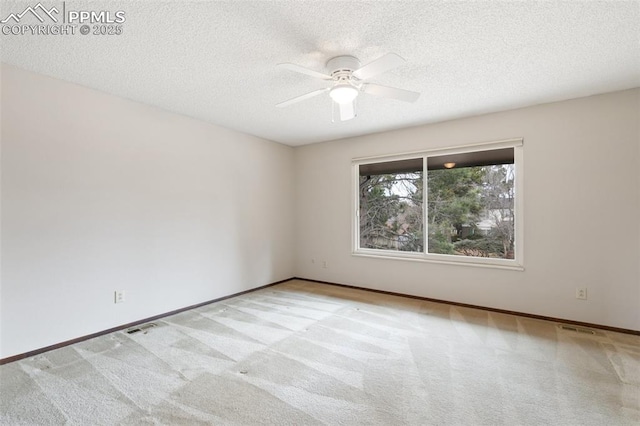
[428, 158, 515, 259]
[359, 160, 423, 252]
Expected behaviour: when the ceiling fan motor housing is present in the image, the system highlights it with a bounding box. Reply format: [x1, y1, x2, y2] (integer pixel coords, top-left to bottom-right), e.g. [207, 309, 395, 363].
[326, 56, 361, 81]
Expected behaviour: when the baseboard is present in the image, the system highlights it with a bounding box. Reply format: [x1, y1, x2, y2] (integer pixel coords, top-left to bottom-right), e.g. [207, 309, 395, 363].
[295, 277, 640, 336]
[0, 277, 294, 365]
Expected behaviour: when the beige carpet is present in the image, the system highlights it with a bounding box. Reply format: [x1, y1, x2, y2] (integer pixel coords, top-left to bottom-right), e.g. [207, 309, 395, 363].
[1, 279, 638, 425]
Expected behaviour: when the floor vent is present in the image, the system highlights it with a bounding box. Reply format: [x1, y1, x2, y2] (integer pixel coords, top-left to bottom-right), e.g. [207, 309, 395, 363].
[126, 323, 157, 335]
[557, 324, 597, 335]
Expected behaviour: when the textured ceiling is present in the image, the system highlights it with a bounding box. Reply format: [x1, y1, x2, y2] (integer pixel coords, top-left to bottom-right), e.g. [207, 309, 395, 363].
[1, 1, 639, 146]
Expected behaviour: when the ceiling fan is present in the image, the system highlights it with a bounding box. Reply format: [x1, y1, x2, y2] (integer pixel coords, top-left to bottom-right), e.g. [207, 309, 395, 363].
[276, 53, 420, 122]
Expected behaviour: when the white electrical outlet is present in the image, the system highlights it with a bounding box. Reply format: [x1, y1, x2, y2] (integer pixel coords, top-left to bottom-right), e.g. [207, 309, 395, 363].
[114, 290, 126, 304]
[575, 288, 587, 300]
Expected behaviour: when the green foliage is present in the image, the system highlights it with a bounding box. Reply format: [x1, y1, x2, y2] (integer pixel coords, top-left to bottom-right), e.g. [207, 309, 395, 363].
[453, 238, 504, 258]
[428, 236, 455, 254]
[427, 167, 484, 254]
[359, 162, 515, 259]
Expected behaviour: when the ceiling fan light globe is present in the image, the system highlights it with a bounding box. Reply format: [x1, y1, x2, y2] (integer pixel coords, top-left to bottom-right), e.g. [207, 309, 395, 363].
[329, 85, 358, 104]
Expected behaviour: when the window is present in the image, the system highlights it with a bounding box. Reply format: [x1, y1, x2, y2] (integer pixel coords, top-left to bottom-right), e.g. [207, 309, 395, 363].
[353, 139, 523, 269]
[359, 158, 423, 252]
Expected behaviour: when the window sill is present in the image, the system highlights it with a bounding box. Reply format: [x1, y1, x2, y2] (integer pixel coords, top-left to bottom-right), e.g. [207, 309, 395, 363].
[352, 249, 525, 271]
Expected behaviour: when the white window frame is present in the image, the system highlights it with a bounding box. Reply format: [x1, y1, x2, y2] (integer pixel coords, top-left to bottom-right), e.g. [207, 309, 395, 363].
[352, 138, 524, 270]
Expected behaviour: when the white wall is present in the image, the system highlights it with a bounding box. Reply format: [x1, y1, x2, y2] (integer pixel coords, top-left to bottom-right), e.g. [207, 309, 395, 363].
[294, 89, 640, 331]
[0, 64, 295, 359]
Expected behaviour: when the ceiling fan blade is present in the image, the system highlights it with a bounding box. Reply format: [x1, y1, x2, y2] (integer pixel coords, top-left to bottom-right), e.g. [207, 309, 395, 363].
[352, 53, 406, 80]
[277, 63, 333, 80]
[276, 88, 329, 108]
[362, 83, 420, 103]
[339, 101, 356, 121]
